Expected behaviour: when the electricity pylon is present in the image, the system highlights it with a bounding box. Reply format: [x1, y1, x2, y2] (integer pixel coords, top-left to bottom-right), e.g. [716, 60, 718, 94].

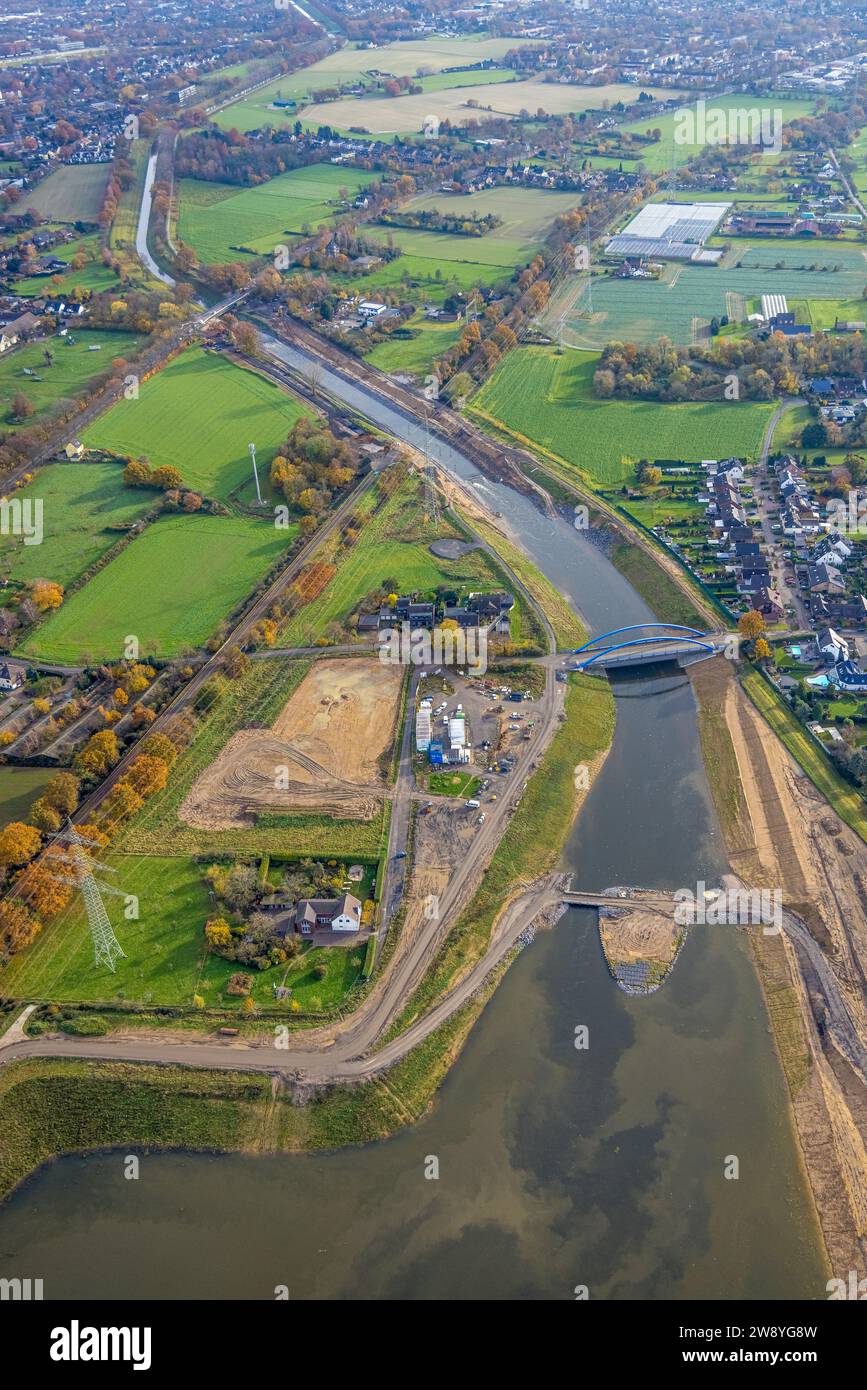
[52, 824, 128, 972]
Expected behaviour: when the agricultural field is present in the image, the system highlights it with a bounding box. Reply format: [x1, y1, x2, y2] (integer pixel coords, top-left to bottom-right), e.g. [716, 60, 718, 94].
[550, 239, 867, 348]
[17, 163, 109, 222]
[81, 347, 311, 502]
[299, 80, 679, 138]
[0, 849, 367, 1011]
[15, 233, 119, 298]
[17, 511, 293, 664]
[0, 459, 152, 590]
[345, 185, 581, 315]
[212, 37, 539, 133]
[621, 95, 816, 174]
[0, 329, 142, 431]
[364, 312, 463, 376]
[470, 347, 776, 488]
[338, 253, 506, 304]
[279, 474, 536, 648]
[176, 163, 377, 264]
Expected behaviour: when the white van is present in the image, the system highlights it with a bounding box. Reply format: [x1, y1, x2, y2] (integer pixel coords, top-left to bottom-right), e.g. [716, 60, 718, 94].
[465, 799, 481, 809]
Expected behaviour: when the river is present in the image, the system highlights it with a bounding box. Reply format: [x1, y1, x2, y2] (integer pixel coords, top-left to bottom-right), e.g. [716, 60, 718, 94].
[0, 341, 828, 1298]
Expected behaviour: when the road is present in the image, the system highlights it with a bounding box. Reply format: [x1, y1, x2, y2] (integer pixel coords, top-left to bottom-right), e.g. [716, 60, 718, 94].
[135, 151, 175, 287]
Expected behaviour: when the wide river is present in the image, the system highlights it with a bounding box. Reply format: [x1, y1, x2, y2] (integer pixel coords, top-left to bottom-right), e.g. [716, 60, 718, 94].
[0, 341, 828, 1298]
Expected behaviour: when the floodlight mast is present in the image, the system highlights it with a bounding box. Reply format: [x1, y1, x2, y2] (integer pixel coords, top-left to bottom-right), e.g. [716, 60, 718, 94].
[248, 442, 263, 505]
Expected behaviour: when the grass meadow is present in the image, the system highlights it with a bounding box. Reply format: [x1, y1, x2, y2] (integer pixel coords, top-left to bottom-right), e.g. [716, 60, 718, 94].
[17, 512, 295, 663]
[0, 329, 141, 431]
[470, 347, 775, 487]
[177, 163, 377, 263]
[81, 347, 311, 502]
[0, 460, 152, 589]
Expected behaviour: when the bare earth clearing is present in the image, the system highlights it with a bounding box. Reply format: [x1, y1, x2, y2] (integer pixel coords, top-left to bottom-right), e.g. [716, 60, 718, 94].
[180, 659, 402, 828]
[691, 657, 867, 1275]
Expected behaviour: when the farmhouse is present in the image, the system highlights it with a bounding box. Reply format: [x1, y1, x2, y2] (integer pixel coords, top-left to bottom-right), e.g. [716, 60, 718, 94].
[294, 893, 362, 935]
[0, 661, 25, 690]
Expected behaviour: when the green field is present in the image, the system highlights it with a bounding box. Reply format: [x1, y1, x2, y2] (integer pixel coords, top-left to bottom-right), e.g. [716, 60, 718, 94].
[0, 766, 54, 828]
[364, 312, 462, 376]
[0, 460, 152, 589]
[213, 37, 536, 133]
[0, 850, 367, 1011]
[471, 347, 775, 487]
[17, 512, 294, 663]
[177, 164, 377, 264]
[0, 330, 142, 431]
[280, 476, 533, 647]
[622, 96, 816, 174]
[338, 253, 507, 303]
[82, 347, 311, 501]
[16, 234, 119, 298]
[17, 163, 109, 221]
[555, 240, 867, 348]
[427, 770, 481, 798]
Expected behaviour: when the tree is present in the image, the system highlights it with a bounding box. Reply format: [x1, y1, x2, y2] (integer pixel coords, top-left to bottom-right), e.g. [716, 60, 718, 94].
[73, 729, 121, 778]
[15, 860, 72, 919]
[0, 900, 40, 959]
[12, 392, 34, 420]
[31, 579, 64, 612]
[124, 754, 169, 797]
[738, 610, 766, 643]
[754, 637, 772, 662]
[204, 917, 232, 947]
[43, 771, 80, 816]
[0, 821, 41, 867]
[123, 459, 152, 487]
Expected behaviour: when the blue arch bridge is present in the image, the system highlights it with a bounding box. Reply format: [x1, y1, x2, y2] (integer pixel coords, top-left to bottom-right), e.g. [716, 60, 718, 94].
[568, 623, 728, 672]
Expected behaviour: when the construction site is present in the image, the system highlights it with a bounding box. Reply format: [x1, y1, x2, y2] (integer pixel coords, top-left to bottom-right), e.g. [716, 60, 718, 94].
[179, 658, 403, 829]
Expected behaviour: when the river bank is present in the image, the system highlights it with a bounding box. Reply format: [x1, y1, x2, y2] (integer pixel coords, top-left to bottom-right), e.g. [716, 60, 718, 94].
[689, 656, 867, 1280]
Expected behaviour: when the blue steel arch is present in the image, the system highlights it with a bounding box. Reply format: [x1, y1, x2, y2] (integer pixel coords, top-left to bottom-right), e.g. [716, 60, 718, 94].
[575, 635, 715, 670]
[572, 623, 707, 657]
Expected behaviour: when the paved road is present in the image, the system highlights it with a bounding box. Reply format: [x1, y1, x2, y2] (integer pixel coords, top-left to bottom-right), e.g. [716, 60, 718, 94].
[135, 151, 175, 287]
